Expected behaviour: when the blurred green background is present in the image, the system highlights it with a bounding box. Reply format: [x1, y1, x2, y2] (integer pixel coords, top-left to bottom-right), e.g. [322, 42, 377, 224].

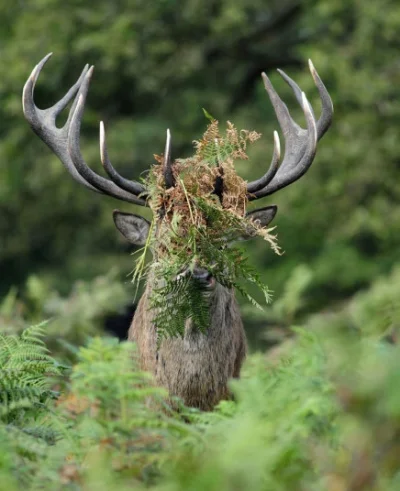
[1, 0, 399, 347]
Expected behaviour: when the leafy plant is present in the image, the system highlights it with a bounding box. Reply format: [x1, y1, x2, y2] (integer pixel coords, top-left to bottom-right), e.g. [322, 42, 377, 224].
[2, 270, 400, 489]
[0, 322, 62, 425]
[0, 323, 65, 487]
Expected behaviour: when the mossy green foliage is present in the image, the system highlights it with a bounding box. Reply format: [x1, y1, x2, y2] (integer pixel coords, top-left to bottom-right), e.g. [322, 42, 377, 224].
[0, 270, 130, 356]
[134, 120, 279, 341]
[0, 323, 63, 487]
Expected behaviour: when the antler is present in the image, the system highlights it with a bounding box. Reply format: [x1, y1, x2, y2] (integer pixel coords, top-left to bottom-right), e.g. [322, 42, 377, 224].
[22, 53, 151, 206]
[23, 54, 331, 207]
[247, 60, 333, 200]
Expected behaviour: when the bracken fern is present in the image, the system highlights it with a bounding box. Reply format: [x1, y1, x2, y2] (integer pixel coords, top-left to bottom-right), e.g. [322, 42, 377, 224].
[0, 322, 62, 425]
[134, 119, 280, 342]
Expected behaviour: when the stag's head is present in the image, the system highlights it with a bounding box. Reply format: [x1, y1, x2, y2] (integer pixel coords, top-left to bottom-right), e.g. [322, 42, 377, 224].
[23, 54, 332, 294]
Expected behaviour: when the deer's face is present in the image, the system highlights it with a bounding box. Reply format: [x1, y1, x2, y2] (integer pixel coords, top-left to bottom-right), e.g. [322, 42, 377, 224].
[113, 206, 278, 292]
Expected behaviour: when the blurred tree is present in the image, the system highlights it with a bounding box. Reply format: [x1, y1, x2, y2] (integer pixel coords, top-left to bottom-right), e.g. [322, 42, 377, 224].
[0, 0, 305, 297]
[0, 0, 399, 325]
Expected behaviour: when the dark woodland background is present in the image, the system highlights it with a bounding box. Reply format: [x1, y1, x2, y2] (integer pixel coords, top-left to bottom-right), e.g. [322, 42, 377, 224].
[1, 0, 399, 348]
[2, 2, 400, 489]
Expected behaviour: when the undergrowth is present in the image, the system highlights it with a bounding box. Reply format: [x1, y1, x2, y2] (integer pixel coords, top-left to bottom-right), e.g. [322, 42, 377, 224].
[0, 322, 64, 487]
[2, 272, 400, 491]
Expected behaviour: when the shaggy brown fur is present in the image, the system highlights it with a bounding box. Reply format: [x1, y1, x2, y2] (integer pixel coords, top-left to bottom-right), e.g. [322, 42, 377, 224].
[128, 281, 247, 411]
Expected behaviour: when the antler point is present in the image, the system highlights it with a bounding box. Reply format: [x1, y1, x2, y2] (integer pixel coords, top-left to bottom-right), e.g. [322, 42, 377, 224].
[273, 130, 281, 157]
[308, 59, 317, 77]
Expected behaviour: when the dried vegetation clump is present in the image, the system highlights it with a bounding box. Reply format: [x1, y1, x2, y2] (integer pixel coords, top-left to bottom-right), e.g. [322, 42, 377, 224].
[149, 120, 268, 238]
[137, 120, 280, 340]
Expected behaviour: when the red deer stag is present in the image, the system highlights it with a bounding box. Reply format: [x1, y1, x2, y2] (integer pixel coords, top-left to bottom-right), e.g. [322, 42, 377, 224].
[23, 54, 332, 410]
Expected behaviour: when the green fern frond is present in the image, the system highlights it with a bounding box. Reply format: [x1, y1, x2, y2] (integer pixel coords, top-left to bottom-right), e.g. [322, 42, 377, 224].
[0, 322, 62, 424]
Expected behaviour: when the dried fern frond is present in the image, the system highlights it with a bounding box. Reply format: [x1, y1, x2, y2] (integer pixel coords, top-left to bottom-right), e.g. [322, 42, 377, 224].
[135, 119, 279, 341]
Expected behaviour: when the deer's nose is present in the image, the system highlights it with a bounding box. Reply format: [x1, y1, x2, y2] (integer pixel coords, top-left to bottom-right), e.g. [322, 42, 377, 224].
[191, 267, 211, 281]
[191, 267, 215, 289]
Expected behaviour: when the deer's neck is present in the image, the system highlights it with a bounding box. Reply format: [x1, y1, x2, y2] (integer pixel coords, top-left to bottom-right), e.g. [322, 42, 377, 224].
[186, 283, 239, 337]
[143, 280, 241, 340]
[130, 280, 246, 410]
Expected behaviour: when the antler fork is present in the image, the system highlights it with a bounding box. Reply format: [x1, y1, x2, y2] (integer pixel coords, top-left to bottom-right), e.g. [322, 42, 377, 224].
[247, 60, 333, 200]
[23, 53, 151, 206]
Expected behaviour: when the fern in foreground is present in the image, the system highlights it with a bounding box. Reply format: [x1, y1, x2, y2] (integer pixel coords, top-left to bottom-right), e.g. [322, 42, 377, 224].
[2, 290, 400, 489]
[0, 322, 62, 426]
[0, 323, 65, 487]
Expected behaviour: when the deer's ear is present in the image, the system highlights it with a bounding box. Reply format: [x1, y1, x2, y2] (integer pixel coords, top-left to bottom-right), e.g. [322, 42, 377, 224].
[246, 205, 277, 228]
[236, 205, 278, 241]
[113, 211, 151, 246]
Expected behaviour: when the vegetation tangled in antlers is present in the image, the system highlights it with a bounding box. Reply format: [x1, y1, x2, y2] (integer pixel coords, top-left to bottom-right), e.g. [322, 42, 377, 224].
[133, 118, 281, 341]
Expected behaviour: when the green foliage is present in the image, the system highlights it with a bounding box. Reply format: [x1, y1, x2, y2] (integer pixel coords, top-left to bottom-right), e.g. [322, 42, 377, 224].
[0, 322, 62, 425]
[148, 220, 274, 342]
[0, 323, 64, 487]
[58, 337, 198, 486]
[151, 273, 210, 340]
[259, 0, 400, 308]
[0, 270, 131, 350]
[2, 264, 400, 489]
[0, 329, 199, 488]
[272, 264, 313, 324]
[160, 339, 335, 491]
[307, 265, 400, 340]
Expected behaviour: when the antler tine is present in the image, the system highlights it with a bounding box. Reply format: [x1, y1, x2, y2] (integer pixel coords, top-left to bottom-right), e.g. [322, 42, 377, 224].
[308, 59, 333, 138]
[277, 68, 315, 119]
[163, 129, 175, 189]
[24, 54, 91, 123]
[278, 93, 317, 185]
[246, 130, 281, 193]
[249, 90, 318, 200]
[260, 71, 302, 137]
[53, 66, 91, 122]
[247, 64, 331, 200]
[22, 53, 97, 190]
[22, 53, 52, 125]
[277, 61, 333, 139]
[100, 121, 148, 199]
[67, 71, 146, 205]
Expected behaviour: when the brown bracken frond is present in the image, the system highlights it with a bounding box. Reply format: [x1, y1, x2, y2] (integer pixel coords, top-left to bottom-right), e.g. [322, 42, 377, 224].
[150, 120, 262, 224]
